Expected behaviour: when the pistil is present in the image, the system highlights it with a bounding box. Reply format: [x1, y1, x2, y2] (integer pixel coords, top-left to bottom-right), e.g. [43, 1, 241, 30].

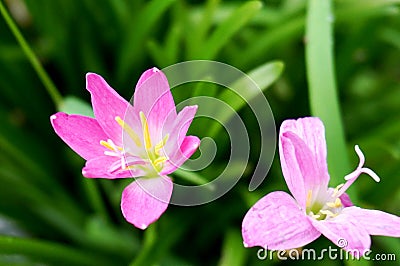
[335, 145, 380, 198]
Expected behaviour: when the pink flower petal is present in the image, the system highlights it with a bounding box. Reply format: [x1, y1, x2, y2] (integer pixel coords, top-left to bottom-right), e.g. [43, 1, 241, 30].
[161, 136, 200, 175]
[133, 68, 177, 141]
[86, 73, 136, 145]
[310, 213, 371, 257]
[121, 176, 173, 229]
[341, 207, 400, 237]
[280, 133, 313, 208]
[242, 191, 321, 250]
[83, 156, 144, 179]
[50, 112, 108, 160]
[281, 117, 328, 176]
[279, 117, 330, 207]
[164, 105, 198, 152]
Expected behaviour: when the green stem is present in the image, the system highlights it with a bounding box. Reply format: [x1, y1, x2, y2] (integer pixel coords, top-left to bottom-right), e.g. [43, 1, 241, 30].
[82, 178, 110, 223]
[129, 223, 157, 266]
[305, 0, 351, 187]
[0, 0, 62, 107]
[0, 236, 115, 266]
[129, 217, 189, 266]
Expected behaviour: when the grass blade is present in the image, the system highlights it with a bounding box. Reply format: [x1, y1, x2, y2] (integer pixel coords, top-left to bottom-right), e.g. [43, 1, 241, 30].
[116, 0, 176, 82]
[218, 229, 247, 266]
[200, 1, 262, 59]
[208, 61, 284, 137]
[305, 0, 350, 186]
[0, 236, 115, 266]
[0, 1, 62, 107]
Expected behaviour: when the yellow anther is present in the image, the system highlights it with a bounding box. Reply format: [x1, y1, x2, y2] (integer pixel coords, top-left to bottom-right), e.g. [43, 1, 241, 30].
[154, 134, 169, 156]
[100, 140, 114, 151]
[140, 112, 152, 149]
[306, 190, 313, 207]
[311, 214, 321, 219]
[326, 198, 342, 208]
[115, 116, 142, 147]
[153, 156, 167, 166]
[320, 209, 338, 218]
[326, 202, 335, 208]
[335, 197, 342, 207]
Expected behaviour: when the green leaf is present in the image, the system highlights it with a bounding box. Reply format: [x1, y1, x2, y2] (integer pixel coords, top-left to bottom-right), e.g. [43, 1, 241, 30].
[85, 215, 139, 256]
[233, 16, 304, 68]
[305, 0, 350, 188]
[218, 229, 248, 266]
[58, 95, 94, 117]
[335, 0, 400, 22]
[186, 0, 221, 58]
[116, 0, 176, 82]
[0, 236, 115, 266]
[344, 258, 372, 266]
[200, 1, 262, 59]
[208, 61, 284, 137]
[381, 28, 400, 50]
[0, 109, 58, 189]
[147, 23, 182, 67]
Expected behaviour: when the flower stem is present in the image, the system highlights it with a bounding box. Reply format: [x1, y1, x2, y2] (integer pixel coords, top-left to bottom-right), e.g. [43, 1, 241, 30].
[129, 223, 158, 266]
[129, 217, 190, 266]
[0, 1, 62, 107]
[82, 178, 110, 223]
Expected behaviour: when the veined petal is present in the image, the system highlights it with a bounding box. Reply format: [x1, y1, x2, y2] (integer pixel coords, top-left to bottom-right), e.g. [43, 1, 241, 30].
[50, 112, 107, 160]
[281, 117, 328, 177]
[133, 68, 176, 141]
[121, 176, 173, 229]
[83, 156, 144, 179]
[279, 117, 330, 207]
[310, 213, 371, 257]
[164, 105, 198, 152]
[242, 191, 321, 250]
[279, 132, 305, 207]
[86, 73, 136, 145]
[341, 207, 400, 237]
[161, 136, 200, 175]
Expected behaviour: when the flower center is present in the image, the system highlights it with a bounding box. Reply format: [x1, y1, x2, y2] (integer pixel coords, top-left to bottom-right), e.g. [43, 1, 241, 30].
[99, 112, 169, 173]
[306, 189, 343, 221]
[306, 145, 380, 221]
[138, 112, 169, 173]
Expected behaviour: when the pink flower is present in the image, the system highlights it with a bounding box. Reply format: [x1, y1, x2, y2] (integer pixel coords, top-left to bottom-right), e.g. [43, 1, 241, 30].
[50, 68, 200, 229]
[242, 117, 400, 256]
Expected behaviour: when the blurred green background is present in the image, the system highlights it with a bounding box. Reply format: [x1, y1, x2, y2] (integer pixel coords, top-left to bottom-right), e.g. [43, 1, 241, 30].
[0, 0, 399, 265]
